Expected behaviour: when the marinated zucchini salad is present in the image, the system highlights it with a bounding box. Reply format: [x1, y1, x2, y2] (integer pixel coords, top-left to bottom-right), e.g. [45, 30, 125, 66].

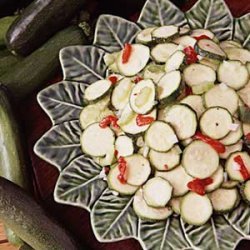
[79, 25, 250, 226]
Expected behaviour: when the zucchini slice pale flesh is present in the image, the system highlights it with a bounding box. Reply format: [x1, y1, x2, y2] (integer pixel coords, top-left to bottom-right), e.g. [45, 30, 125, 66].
[191, 29, 215, 40]
[180, 95, 205, 118]
[169, 197, 181, 214]
[136, 27, 156, 45]
[223, 47, 250, 64]
[115, 135, 134, 157]
[205, 166, 224, 193]
[237, 81, 250, 107]
[151, 25, 179, 43]
[151, 43, 178, 63]
[143, 63, 165, 83]
[240, 180, 250, 204]
[173, 35, 196, 48]
[220, 40, 242, 50]
[165, 51, 185, 72]
[219, 141, 243, 159]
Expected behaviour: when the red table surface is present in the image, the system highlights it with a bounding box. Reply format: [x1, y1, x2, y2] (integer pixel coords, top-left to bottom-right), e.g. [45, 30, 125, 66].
[18, 1, 250, 249]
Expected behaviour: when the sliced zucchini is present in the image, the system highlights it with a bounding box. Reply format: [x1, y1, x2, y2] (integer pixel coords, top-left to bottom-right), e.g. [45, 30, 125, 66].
[180, 192, 213, 226]
[204, 84, 239, 114]
[165, 51, 185, 72]
[199, 57, 220, 71]
[182, 140, 219, 179]
[219, 40, 242, 50]
[219, 141, 243, 159]
[118, 105, 157, 135]
[240, 180, 250, 204]
[104, 52, 120, 73]
[129, 79, 155, 114]
[200, 107, 233, 139]
[94, 146, 116, 166]
[111, 77, 134, 110]
[181, 138, 193, 147]
[157, 70, 182, 106]
[222, 180, 239, 189]
[209, 188, 239, 213]
[237, 81, 250, 107]
[136, 27, 156, 45]
[180, 95, 205, 118]
[169, 197, 181, 215]
[225, 151, 250, 182]
[143, 63, 165, 83]
[239, 106, 250, 123]
[223, 47, 250, 64]
[149, 146, 181, 171]
[163, 104, 197, 140]
[191, 82, 214, 95]
[219, 120, 243, 146]
[117, 44, 150, 76]
[179, 27, 191, 36]
[145, 121, 178, 152]
[183, 63, 216, 93]
[156, 165, 193, 197]
[205, 166, 224, 193]
[143, 177, 172, 207]
[151, 43, 178, 63]
[247, 62, 250, 74]
[115, 135, 134, 157]
[217, 60, 248, 90]
[107, 165, 138, 195]
[243, 123, 250, 136]
[125, 154, 151, 186]
[133, 189, 173, 221]
[191, 29, 215, 40]
[195, 39, 226, 60]
[173, 35, 196, 48]
[151, 25, 179, 43]
[84, 79, 112, 103]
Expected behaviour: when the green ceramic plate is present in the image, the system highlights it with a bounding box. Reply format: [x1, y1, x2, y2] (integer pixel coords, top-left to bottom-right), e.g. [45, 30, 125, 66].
[34, 0, 250, 249]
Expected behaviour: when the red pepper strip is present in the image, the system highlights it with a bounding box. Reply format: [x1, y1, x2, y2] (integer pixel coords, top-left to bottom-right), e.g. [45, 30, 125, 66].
[187, 178, 213, 195]
[193, 132, 226, 154]
[133, 76, 143, 83]
[117, 156, 127, 184]
[185, 86, 193, 96]
[114, 149, 119, 158]
[193, 35, 211, 41]
[99, 115, 119, 129]
[122, 43, 132, 64]
[233, 155, 250, 180]
[136, 114, 155, 127]
[183, 46, 198, 64]
[246, 133, 250, 141]
[109, 75, 118, 84]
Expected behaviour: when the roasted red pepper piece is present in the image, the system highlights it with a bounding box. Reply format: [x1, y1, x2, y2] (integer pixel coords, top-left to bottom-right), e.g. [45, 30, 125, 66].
[117, 156, 127, 184]
[193, 35, 211, 41]
[99, 115, 119, 129]
[183, 46, 198, 64]
[185, 86, 193, 96]
[122, 43, 132, 64]
[233, 155, 250, 180]
[187, 177, 213, 195]
[136, 114, 155, 126]
[193, 132, 226, 154]
[133, 76, 143, 83]
[109, 75, 118, 84]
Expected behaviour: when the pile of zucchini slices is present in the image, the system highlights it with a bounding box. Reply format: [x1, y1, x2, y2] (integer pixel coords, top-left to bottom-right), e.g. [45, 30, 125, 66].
[80, 25, 250, 226]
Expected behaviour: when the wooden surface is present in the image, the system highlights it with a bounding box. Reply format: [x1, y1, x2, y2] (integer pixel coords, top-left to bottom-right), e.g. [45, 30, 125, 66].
[0, 223, 17, 250]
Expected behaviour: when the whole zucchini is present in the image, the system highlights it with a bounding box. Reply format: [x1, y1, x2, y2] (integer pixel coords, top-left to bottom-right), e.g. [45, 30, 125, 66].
[0, 25, 88, 100]
[0, 176, 80, 250]
[6, 0, 86, 55]
[0, 15, 17, 47]
[0, 50, 22, 76]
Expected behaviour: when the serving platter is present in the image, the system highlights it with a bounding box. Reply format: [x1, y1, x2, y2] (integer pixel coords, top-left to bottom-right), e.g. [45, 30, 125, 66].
[34, 0, 250, 249]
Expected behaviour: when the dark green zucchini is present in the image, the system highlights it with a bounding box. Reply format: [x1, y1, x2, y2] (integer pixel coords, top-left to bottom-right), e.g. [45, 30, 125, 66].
[0, 15, 17, 48]
[0, 176, 80, 250]
[0, 25, 88, 100]
[0, 50, 22, 76]
[6, 0, 86, 55]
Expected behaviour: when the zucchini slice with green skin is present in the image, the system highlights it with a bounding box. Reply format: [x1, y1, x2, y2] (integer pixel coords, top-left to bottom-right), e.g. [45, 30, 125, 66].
[180, 95, 205, 118]
[195, 39, 226, 60]
[222, 180, 239, 189]
[129, 79, 155, 114]
[145, 121, 178, 152]
[107, 165, 138, 195]
[151, 25, 179, 43]
[117, 44, 150, 76]
[157, 70, 182, 106]
[191, 29, 215, 40]
[191, 82, 214, 95]
[239, 106, 250, 123]
[205, 166, 224, 193]
[151, 43, 178, 63]
[219, 40, 242, 50]
[136, 27, 156, 45]
[219, 141, 243, 159]
[219, 120, 243, 146]
[115, 135, 134, 157]
[94, 146, 116, 167]
[155, 165, 193, 197]
[217, 60, 249, 90]
[183, 63, 216, 92]
[240, 180, 250, 204]
[182, 140, 219, 179]
[199, 57, 220, 71]
[180, 192, 213, 226]
[173, 35, 196, 48]
[143, 177, 173, 207]
[179, 27, 191, 35]
[143, 63, 165, 83]
[165, 51, 185, 72]
[81, 123, 115, 157]
[223, 47, 250, 64]
[200, 107, 233, 140]
[209, 188, 239, 213]
[163, 104, 197, 140]
[204, 84, 239, 115]
[111, 77, 134, 110]
[84, 79, 113, 103]
[125, 154, 151, 186]
[169, 197, 181, 214]
[149, 146, 181, 171]
[225, 151, 250, 182]
[133, 189, 173, 221]
[247, 62, 250, 74]
[238, 82, 250, 107]
[104, 52, 120, 68]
